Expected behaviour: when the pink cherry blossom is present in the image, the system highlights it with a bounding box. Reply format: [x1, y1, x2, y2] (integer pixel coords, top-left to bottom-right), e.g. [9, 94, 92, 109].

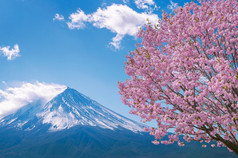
[118, 0, 238, 155]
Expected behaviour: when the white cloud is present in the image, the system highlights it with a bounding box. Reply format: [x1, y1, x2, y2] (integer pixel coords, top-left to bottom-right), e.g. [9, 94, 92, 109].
[135, 0, 155, 9]
[66, 4, 159, 49]
[0, 81, 66, 117]
[123, 0, 130, 4]
[53, 13, 65, 21]
[167, 0, 178, 10]
[67, 9, 89, 29]
[0, 44, 20, 60]
[110, 34, 124, 49]
[134, 0, 158, 13]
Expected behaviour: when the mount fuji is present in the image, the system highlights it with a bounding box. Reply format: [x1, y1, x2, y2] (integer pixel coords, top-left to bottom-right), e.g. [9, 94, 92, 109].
[0, 87, 143, 132]
[0, 87, 236, 158]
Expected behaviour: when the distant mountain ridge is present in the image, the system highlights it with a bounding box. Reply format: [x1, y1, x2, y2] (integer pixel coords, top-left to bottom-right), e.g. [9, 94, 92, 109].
[0, 87, 144, 132]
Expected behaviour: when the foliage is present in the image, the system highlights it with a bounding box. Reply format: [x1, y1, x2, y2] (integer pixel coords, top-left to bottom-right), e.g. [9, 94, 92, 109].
[118, 0, 238, 154]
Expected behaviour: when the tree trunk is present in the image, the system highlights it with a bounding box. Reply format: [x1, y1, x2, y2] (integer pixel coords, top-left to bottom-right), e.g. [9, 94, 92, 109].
[215, 134, 238, 156]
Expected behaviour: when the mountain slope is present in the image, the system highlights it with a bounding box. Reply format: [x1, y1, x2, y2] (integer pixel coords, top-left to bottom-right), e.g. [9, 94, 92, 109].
[38, 88, 144, 132]
[0, 87, 143, 132]
[0, 126, 236, 158]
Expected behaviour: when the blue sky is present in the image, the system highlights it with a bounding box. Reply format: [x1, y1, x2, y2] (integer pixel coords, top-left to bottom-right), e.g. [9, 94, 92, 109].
[0, 0, 190, 126]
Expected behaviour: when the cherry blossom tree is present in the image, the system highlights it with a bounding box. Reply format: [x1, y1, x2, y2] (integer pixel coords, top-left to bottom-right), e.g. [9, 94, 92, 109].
[118, 0, 238, 154]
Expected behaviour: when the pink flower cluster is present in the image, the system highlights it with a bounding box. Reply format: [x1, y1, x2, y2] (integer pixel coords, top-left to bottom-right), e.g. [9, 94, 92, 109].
[118, 0, 238, 154]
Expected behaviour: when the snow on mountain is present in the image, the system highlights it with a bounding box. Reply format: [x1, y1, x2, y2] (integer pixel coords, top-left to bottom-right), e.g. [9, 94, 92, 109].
[0, 87, 144, 132]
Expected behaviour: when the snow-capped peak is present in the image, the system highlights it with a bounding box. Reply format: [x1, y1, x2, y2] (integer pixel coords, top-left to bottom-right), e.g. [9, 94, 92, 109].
[0, 87, 144, 133]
